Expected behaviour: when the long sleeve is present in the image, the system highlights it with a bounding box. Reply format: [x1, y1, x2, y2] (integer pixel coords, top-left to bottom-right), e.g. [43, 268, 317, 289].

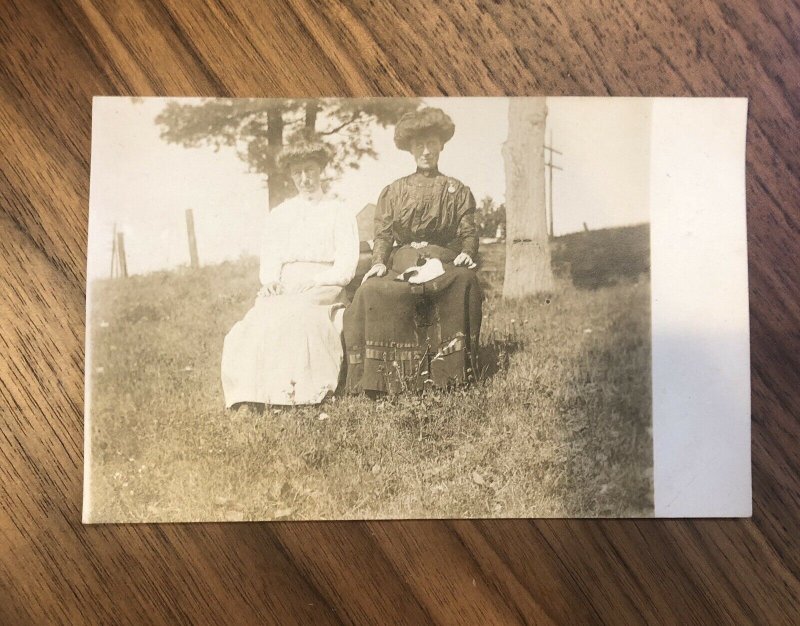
[314, 207, 360, 287]
[455, 186, 479, 258]
[371, 184, 395, 266]
[259, 213, 283, 285]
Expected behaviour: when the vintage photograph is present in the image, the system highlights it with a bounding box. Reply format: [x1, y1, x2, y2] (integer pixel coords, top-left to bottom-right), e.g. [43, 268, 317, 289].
[85, 97, 654, 522]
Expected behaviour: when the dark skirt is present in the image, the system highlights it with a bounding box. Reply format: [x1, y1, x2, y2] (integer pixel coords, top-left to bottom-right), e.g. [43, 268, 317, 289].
[343, 246, 483, 393]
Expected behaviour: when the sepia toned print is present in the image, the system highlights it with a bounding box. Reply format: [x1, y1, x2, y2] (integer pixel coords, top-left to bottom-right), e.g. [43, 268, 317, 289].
[85, 97, 654, 522]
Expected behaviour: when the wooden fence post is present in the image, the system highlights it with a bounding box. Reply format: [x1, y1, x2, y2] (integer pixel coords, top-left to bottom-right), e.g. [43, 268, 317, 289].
[186, 208, 199, 269]
[110, 223, 117, 278]
[116, 232, 128, 278]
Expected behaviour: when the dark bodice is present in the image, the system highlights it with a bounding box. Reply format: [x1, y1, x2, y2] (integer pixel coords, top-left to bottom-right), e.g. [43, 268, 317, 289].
[371, 169, 479, 265]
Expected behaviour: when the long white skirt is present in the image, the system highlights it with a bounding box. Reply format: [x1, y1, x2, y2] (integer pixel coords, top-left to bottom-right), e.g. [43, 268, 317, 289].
[221, 271, 346, 407]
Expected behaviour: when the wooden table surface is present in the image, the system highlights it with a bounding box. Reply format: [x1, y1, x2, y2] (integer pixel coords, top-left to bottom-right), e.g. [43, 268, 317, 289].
[2, 1, 798, 623]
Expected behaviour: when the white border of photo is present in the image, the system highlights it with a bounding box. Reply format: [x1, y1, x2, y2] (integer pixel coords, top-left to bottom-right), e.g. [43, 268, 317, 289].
[650, 97, 751, 517]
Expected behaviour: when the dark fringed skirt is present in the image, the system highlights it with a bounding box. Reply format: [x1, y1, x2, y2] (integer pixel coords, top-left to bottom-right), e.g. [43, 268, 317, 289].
[343, 247, 483, 393]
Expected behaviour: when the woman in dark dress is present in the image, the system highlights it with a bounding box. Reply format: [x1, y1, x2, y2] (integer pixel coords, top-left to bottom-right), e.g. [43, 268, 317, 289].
[343, 107, 482, 393]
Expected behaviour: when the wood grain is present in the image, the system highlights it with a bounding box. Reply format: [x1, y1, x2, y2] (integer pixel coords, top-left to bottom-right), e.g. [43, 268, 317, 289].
[2, 0, 798, 622]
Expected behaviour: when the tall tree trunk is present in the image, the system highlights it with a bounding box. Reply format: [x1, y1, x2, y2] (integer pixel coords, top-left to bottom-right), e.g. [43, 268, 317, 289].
[267, 107, 291, 209]
[502, 97, 554, 298]
[304, 100, 319, 135]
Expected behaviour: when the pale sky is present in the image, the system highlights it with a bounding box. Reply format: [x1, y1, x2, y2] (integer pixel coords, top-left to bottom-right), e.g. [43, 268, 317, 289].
[88, 97, 651, 278]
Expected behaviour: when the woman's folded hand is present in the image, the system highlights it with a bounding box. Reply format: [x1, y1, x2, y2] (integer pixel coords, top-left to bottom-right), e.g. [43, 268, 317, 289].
[258, 281, 283, 297]
[362, 263, 388, 284]
[453, 252, 477, 269]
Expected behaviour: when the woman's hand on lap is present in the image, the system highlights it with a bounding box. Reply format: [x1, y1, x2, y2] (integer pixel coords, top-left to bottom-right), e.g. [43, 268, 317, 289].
[453, 253, 476, 268]
[259, 281, 283, 297]
[362, 263, 387, 284]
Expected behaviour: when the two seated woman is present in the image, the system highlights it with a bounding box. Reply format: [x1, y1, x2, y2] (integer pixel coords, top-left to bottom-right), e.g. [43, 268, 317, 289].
[221, 107, 483, 407]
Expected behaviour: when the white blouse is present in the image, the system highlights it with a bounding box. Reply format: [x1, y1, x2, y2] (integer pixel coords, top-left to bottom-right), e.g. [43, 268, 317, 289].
[259, 195, 360, 288]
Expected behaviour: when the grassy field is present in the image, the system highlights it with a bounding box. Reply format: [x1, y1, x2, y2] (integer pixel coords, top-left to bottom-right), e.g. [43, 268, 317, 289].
[86, 238, 653, 521]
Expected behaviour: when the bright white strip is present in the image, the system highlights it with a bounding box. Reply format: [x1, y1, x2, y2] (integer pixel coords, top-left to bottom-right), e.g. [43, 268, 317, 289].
[650, 98, 751, 517]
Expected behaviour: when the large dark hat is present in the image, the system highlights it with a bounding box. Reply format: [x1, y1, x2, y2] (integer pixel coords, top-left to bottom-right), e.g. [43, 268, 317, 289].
[394, 107, 456, 151]
[276, 135, 334, 171]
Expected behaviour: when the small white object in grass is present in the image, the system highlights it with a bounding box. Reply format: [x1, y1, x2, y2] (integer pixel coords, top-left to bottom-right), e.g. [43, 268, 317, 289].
[318, 412, 329, 421]
[371, 463, 381, 474]
[184, 365, 193, 371]
[99, 321, 109, 328]
[471, 471, 486, 486]
[583, 328, 593, 334]
[95, 367, 104, 374]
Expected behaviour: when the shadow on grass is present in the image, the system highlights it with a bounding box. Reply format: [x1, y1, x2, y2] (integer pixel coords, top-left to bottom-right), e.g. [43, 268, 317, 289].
[554, 287, 653, 517]
[477, 330, 525, 381]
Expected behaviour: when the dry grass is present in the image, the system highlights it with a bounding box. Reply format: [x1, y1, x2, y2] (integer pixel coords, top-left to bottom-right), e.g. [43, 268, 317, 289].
[87, 242, 652, 521]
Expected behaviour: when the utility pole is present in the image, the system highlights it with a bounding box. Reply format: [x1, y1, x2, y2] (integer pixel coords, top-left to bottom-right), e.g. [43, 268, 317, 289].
[544, 130, 563, 239]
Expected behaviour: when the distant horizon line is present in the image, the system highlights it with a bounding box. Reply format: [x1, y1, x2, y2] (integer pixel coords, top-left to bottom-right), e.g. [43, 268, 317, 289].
[88, 221, 651, 282]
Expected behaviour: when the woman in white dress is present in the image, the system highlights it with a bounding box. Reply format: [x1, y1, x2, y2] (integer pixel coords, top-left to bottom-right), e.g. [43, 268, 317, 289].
[221, 138, 359, 406]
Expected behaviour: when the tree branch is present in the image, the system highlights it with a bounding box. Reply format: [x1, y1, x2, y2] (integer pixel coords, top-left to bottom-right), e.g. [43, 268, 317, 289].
[319, 111, 362, 135]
